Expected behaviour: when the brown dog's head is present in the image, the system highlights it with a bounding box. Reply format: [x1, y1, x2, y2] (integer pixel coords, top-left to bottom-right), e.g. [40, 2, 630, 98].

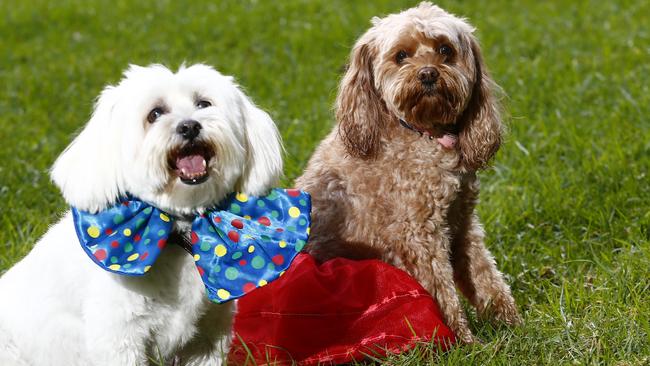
[337, 2, 503, 171]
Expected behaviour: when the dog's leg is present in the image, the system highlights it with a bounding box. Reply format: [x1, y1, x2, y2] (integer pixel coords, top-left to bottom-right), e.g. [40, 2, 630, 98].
[449, 176, 521, 326]
[414, 236, 477, 343]
[452, 214, 522, 326]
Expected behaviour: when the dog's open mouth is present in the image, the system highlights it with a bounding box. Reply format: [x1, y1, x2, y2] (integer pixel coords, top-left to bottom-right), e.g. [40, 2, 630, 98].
[169, 143, 214, 185]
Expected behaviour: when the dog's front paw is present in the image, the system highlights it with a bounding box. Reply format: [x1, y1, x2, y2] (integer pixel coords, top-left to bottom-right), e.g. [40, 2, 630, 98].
[481, 292, 523, 326]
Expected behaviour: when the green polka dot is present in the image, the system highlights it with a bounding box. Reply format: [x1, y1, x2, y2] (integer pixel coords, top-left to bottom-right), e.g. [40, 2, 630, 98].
[113, 214, 124, 225]
[135, 218, 145, 228]
[267, 190, 278, 200]
[124, 243, 134, 253]
[271, 210, 279, 218]
[225, 267, 239, 280]
[123, 263, 132, 269]
[295, 240, 306, 252]
[157, 229, 166, 236]
[200, 242, 211, 251]
[299, 199, 307, 206]
[232, 251, 243, 260]
[208, 226, 216, 233]
[212, 264, 221, 273]
[267, 263, 276, 271]
[299, 218, 307, 226]
[207, 276, 216, 284]
[230, 203, 241, 214]
[261, 235, 271, 242]
[257, 200, 266, 208]
[144, 207, 153, 214]
[251, 256, 265, 269]
[143, 226, 150, 237]
[144, 238, 151, 245]
[110, 256, 118, 264]
[287, 226, 296, 232]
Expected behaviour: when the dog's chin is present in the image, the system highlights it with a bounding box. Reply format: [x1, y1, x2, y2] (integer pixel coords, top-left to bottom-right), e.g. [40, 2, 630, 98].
[167, 141, 216, 186]
[400, 92, 459, 128]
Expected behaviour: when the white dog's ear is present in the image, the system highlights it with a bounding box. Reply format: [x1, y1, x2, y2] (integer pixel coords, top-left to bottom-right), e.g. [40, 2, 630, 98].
[50, 86, 123, 212]
[236, 91, 283, 196]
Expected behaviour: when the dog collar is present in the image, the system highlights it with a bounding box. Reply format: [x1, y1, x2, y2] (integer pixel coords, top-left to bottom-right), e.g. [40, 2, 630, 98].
[72, 188, 311, 303]
[398, 118, 458, 149]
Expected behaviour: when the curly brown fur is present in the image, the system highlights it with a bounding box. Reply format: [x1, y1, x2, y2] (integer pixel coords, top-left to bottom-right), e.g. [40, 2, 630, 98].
[296, 2, 521, 343]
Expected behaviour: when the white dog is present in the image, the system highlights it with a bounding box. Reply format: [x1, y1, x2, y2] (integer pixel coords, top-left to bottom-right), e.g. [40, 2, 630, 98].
[0, 64, 283, 365]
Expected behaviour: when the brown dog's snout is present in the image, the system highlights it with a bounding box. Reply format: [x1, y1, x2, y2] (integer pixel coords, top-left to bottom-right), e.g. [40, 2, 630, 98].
[418, 67, 439, 85]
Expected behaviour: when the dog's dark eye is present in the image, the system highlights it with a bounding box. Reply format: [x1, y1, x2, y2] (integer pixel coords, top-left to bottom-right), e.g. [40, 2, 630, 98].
[438, 44, 453, 57]
[196, 100, 212, 109]
[396, 50, 408, 64]
[147, 107, 165, 123]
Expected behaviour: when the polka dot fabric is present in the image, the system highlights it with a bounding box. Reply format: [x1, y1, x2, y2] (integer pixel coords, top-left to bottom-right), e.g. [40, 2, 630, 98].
[71, 189, 311, 304]
[193, 189, 311, 302]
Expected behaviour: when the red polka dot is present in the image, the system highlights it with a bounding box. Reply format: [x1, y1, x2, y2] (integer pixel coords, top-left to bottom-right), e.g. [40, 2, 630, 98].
[214, 216, 222, 223]
[286, 189, 300, 197]
[272, 254, 285, 265]
[228, 231, 239, 243]
[231, 219, 244, 229]
[133, 234, 141, 242]
[239, 259, 247, 266]
[94, 249, 107, 261]
[122, 201, 130, 206]
[140, 251, 149, 261]
[276, 228, 284, 233]
[157, 239, 167, 249]
[110, 240, 120, 248]
[243, 282, 256, 293]
[105, 228, 113, 235]
[197, 266, 205, 277]
[191, 231, 199, 244]
[258, 217, 271, 226]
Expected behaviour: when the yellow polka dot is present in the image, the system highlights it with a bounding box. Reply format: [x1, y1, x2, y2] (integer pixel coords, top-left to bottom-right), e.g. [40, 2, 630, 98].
[193, 254, 201, 261]
[87, 226, 100, 238]
[123, 228, 132, 237]
[248, 245, 255, 253]
[288, 207, 300, 218]
[235, 193, 248, 202]
[214, 244, 227, 257]
[243, 215, 252, 220]
[279, 271, 285, 277]
[307, 227, 311, 235]
[217, 289, 231, 300]
[258, 279, 268, 286]
[279, 241, 287, 248]
[159, 213, 170, 222]
[144, 266, 152, 272]
[109, 264, 121, 271]
[127, 253, 139, 261]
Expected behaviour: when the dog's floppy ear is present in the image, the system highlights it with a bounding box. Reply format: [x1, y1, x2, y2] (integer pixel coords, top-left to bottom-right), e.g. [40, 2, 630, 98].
[336, 35, 388, 159]
[50, 86, 124, 213]
[235, 89, 283, 196]
[457, 36, 503, 171]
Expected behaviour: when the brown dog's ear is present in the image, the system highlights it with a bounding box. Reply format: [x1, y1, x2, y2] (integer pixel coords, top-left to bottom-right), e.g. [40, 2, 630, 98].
[457, 36, 503, 171]
[336, 38, 388, 159]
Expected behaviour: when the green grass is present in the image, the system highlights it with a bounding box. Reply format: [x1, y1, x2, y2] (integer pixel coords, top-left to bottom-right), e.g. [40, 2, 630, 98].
[1, 0, 649, 364]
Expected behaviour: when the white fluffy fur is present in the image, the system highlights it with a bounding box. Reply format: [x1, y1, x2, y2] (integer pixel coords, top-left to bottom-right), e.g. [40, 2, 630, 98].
[0, 64, 283, 365]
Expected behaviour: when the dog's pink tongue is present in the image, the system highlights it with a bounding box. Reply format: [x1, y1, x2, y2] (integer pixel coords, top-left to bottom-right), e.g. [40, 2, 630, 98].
[176, 155, 206, 177]
[437, 133, 458, 149]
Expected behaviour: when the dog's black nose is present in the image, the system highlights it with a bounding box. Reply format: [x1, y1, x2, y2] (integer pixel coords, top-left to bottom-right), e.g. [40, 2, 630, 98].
[418, 67, 439, 85]
[176, 120, 202, 140]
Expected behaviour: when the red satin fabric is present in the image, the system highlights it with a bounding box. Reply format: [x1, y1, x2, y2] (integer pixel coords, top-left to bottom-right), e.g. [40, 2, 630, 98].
[228, 254, 455, 365]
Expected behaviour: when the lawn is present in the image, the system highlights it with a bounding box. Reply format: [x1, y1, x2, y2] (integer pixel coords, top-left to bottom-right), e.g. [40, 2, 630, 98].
[1, 0, 649, 364]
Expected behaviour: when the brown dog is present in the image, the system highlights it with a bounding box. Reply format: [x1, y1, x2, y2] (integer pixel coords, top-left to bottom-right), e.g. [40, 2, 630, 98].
[296, 2, 521, 343]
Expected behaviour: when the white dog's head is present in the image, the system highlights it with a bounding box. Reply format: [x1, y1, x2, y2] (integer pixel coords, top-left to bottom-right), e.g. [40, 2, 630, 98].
[51, 64, 282, 215]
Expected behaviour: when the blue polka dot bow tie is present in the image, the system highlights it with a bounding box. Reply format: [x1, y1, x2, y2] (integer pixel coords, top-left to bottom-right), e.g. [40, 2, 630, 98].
[72, 189, 311, 303]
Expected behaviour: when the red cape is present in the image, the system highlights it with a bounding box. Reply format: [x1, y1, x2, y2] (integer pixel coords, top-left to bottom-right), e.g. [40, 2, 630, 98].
[228, 254, 455, 365]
